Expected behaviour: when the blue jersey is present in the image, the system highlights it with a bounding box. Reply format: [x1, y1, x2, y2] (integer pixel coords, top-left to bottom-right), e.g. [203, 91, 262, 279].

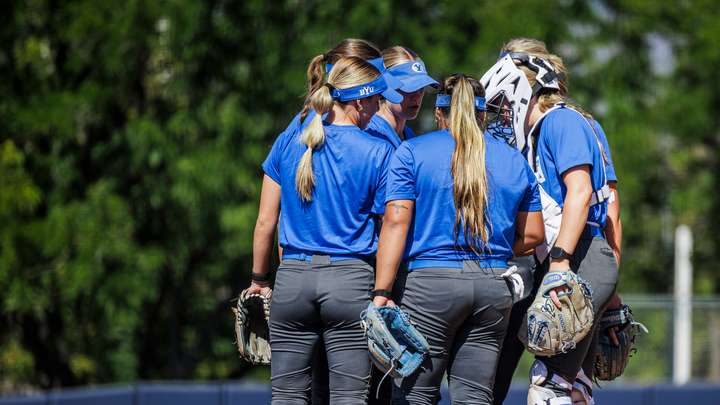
[365, 115, 416, 149]
[385, 129, 541, 270]
[263, 123, 394, 257]
[531, 107, 610, 227]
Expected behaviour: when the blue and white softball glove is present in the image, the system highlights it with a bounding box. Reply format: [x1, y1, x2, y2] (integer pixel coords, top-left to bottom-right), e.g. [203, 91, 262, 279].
[360, 303, 429, 379]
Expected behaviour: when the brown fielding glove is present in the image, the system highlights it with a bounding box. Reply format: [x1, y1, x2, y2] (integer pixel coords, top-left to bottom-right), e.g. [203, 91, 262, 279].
[594, 304, 648, 380]
[232, 288, 272, 365]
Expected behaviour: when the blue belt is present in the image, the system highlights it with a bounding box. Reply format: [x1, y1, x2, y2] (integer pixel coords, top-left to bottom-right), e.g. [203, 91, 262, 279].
[282, 248, 371, 263]
[407, 259, 508, 271]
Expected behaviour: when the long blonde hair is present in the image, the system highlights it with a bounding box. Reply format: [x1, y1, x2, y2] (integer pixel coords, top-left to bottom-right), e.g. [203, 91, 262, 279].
[296, 57, 382, 202]
[301, 39, 381, 121]
[439, 74, 489, 252]
[501, 37, 592, 119]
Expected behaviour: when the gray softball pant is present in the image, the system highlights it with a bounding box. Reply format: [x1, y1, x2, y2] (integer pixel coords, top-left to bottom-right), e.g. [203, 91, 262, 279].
[537, 232, 619, 386]
[391, 261, 515, 405]
[269, 256, 373, 405]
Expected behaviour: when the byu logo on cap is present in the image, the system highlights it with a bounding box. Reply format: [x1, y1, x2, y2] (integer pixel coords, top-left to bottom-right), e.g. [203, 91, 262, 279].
[412, 62, 423, 73]
[359, 86, 374, 96]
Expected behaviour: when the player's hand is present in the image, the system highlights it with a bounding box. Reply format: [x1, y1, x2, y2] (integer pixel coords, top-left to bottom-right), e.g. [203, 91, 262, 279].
[246, 281, 271, 296]
[547, 262, 571, 310]
[373, 296, 396, 307]
[606, 292, 623, 310]
[607, 326, 620, 346]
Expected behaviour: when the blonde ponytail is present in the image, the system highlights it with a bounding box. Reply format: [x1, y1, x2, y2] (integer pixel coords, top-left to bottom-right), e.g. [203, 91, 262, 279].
[296, 84, 334, 202]
[301, 54, 327, 121]
[446, 75, 489, 252]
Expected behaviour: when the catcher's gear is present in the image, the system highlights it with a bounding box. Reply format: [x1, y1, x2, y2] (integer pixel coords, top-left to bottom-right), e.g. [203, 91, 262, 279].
[480, 53, 563, 151]
[232, 288, 272, 365]
[593, 304, 648, 381]
[528, 360, 572, 405]
[360, 303, 429, 379]
[571, 369, 595, 405]
[525, 270, 594, 356]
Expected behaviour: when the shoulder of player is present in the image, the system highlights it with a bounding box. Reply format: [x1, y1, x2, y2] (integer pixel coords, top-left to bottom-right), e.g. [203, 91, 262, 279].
[483, 134, 529, 170]
[333, 125, 394, 155]
[404, 129, 449, 148]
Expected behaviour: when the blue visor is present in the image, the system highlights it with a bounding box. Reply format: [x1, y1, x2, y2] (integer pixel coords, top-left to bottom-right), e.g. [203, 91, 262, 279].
[386, 60, 440, 93]
[326, 57, 385, 75]
[331, 75, 403, 104]
[435, 94, 486, 111]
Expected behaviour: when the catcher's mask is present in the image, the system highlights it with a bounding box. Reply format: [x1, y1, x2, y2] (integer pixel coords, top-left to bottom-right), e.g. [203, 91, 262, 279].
[480, 52, 564, 151]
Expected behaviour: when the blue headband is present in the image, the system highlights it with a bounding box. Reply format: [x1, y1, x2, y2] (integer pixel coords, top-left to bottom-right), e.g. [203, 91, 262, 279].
[435, 94, 486, 111]
[331, 75, 389, 102]
[326, 57, 385, 75]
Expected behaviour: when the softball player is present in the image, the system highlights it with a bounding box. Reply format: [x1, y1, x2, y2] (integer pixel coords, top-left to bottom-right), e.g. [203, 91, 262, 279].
[372, 74, 544, 405]
[366, 46, 439, 148]
[246, 56, 401, 405]
[269, 38, 387, 405]
[480, 38, 620, 405]
[361, 45, 440, 405]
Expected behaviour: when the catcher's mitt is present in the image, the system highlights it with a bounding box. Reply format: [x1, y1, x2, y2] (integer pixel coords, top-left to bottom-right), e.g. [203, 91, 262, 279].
[594, 304, 648, 381]
[525, 270, 594, 356]
[232, 288, 272, 365]
[360, 303, 429, 379]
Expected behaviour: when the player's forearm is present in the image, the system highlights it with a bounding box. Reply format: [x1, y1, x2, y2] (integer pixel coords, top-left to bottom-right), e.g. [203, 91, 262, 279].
[555, 189, 591, 252]
[375, 202, 413, 291]
[252, 217, 277, 276]
[513, 213, 545, 255]
[605, 185, 622, 263]
[375, 223, 409, 291]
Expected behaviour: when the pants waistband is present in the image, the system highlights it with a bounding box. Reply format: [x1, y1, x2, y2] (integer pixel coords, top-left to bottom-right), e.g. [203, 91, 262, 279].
[282, 249, 372, 263]
[407, 259, 507, 271]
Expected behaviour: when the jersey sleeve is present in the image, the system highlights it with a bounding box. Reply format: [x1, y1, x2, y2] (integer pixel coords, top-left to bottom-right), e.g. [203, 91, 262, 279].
[519, 160, 542, 212]
[385, 141, 417, 202]
[593, 121, 617, 183]
[262, 111, 315, 184]
[545, 110, 596, 175]
[372, 143, 395, 215]
[262, 132, 288, 184]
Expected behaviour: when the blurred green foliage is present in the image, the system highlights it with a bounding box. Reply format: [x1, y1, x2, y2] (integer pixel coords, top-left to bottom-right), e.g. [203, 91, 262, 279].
[1, 0, 719, 390]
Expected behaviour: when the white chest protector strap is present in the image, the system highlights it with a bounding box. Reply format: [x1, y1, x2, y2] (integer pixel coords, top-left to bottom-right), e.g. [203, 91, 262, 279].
[526, 104, 611, 262]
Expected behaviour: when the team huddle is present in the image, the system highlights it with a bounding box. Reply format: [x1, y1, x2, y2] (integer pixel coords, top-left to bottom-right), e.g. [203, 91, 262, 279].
[236, 37, 647, 405]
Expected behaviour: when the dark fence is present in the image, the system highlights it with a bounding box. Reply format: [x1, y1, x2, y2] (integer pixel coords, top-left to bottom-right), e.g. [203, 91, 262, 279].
[2, 383, 719, 404]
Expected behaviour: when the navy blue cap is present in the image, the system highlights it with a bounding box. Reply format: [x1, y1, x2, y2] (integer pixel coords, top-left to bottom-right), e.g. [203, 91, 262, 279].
[435, 94, 486, 111]
[330, 75, 403, 104]
[386, 61, 440, 93]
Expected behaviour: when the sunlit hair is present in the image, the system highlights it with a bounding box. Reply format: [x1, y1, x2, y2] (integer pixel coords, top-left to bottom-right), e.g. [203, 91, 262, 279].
[501, 37, 592, 118]
[381, 45, 419, 68]
[438, 74, 489, 252]
[301, 39, 381, 120]
[296, 57, 381, 202]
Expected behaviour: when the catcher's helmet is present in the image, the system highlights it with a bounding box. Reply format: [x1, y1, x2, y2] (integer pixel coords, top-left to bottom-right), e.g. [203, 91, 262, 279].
[480, 52, 564, 151]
